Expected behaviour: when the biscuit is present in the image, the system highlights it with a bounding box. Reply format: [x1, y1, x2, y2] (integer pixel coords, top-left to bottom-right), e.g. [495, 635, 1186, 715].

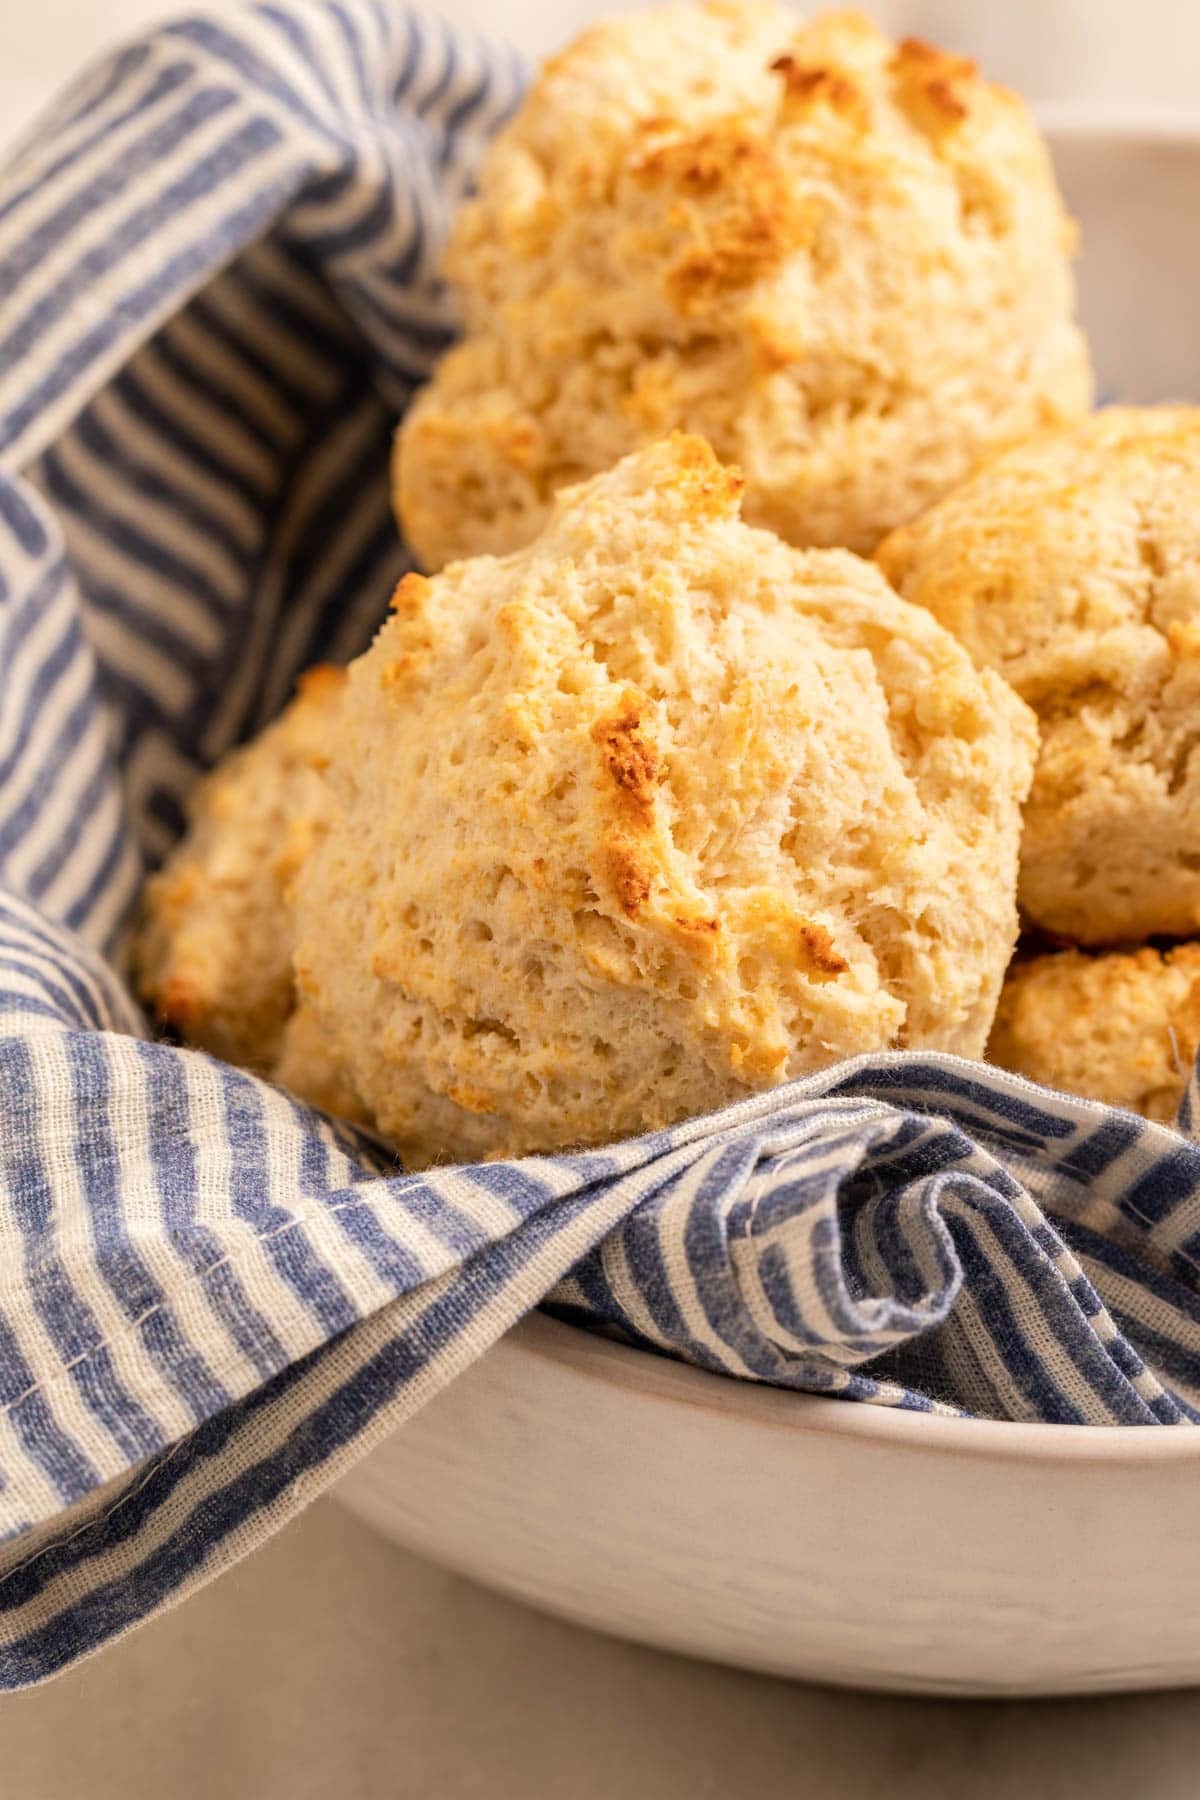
[272, 1002, 372, 1126]
[136, 664, 346, 1075]
[988, 944, 1200, 1124]
[877, 406, 1200, 943]
[394, 2, 1091, 570]
[295, 434, 1038, 1167]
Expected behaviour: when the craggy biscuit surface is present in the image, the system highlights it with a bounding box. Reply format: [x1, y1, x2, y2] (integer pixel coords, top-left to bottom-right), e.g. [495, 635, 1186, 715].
[395, 1, 1090, 569]
[878, 406, 1200, 943]
[989, 945, 1200, 1124]
[296, 435, 1038, 1167]
[136, 665, 347, 1078]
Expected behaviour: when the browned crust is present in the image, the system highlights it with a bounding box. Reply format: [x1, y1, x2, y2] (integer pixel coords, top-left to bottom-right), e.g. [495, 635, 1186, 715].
[296, 662, 347, 700]
[890, 37, 978, 134]
[602, 841, 653, 918]
[630, 120, 809, 312]
[796, 918, 850, 979]
[389, 571, 432, 615]
[446, 1083, 502, 1116]
[590, 703, 660, 823]
[769, 54, 869, 128]
[382, 574, 436, 692]
[661, 431, 747, 519]
[153, 969, 209, 1032]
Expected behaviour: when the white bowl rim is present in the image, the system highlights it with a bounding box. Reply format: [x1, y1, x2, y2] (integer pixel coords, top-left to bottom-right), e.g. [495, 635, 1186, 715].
[524, 1312, 1200, 1465]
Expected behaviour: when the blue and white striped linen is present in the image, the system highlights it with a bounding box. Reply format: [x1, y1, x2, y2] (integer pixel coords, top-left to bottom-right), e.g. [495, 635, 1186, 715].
[1, 0, 1200, 1691]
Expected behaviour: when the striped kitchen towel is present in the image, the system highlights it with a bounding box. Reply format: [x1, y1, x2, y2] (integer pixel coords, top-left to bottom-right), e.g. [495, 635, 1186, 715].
[1, 0, 1200, 1691]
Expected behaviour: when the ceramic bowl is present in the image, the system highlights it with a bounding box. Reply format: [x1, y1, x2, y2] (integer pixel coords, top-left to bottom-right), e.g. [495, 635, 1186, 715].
[332, 121, 1200, 1698]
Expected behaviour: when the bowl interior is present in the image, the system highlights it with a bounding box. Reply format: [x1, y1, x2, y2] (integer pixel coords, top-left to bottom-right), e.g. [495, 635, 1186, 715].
[1047, 117, 1200, 401]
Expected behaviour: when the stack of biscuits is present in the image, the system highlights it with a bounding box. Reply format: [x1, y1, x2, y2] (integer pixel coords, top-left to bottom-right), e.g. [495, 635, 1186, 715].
[137, 1, 1200, 1163]
[879, 410, 1200, 1123]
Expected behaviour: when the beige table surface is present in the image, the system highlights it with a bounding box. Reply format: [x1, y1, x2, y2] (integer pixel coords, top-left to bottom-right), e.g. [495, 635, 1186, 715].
[5, 3, 1200, 1794]
[3, 1497, 1200, 1800]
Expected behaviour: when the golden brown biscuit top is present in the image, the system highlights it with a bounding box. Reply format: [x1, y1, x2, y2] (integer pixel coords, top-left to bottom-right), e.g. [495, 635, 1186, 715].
[989, 943, 1200, 1124]
[294, 433, 1038, 1163]
[448, 1, 1075, 340]
[877, 407, 1200, 708]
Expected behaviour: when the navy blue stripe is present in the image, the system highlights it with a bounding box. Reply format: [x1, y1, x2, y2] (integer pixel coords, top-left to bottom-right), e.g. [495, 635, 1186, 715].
[0, 1041, 164, 1459]
[0, 900, 122, 1030]
[1123, 1146, 1200, 1230]
[412, 15, 458, 124]
[0, 115, 287, 380]
[40, 442, 235, 622]
[830, 1064, 1080, 1140]
[389, 9, 423, 104]
[279, 1093, 426, 1293]
[1057, 1113, 1146, 1185]
[0, 952, 103, 1031]
[0, 86, 240, 299]
[110, 362, 271, 509]
[11, 41, 154, 169]
[0, 480, 50, 558]
[1108, 1316, 1200, 1418]
[0, 938, 104, 1034]
[223, 254, 357, 375]
[297, 171, 404, 261]
[958, 1187, 1163, 1423]
[9, 718, 119, 899]
[258, 5, 343, 111]
[286, 502, 400, 680]
[0, 1376, 100, 1510]
[245, 389, 390, 667]
[67, 1354, 164, 1465]
[1062, 1217, 1200, 1323]
[0, 149, 300, 456]
[334, 272, 456, 355]
[941, 1211, 1090, 1424]
[185, 289, 323, 422]
[376, 211, 435, 291]
[441, 61, 496, 163]
[637, 1161, 773, 1377]
[148, 316, 295, 459]
[68, 566, 217, 691]
[63, 1041, 234, 1426]
[127, 1043, 288, 1385]
[59, 815, 139, 952]
[0, 60, 194, 231]
[461, 1159, 570, 1216]
[26, 748, 125, 907]
[588, 1188, 693, 1352]
[161, 19, 347, 141]
[859, 1184, 956, 1311]
[329, 2, 372, 110]
[62, 403, 252, 569]
[0, 993, 88, 1026]
[0, 1163, 645, 1663]
[220, 1070, 359, 1338]
[0, 573, 80, 793]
